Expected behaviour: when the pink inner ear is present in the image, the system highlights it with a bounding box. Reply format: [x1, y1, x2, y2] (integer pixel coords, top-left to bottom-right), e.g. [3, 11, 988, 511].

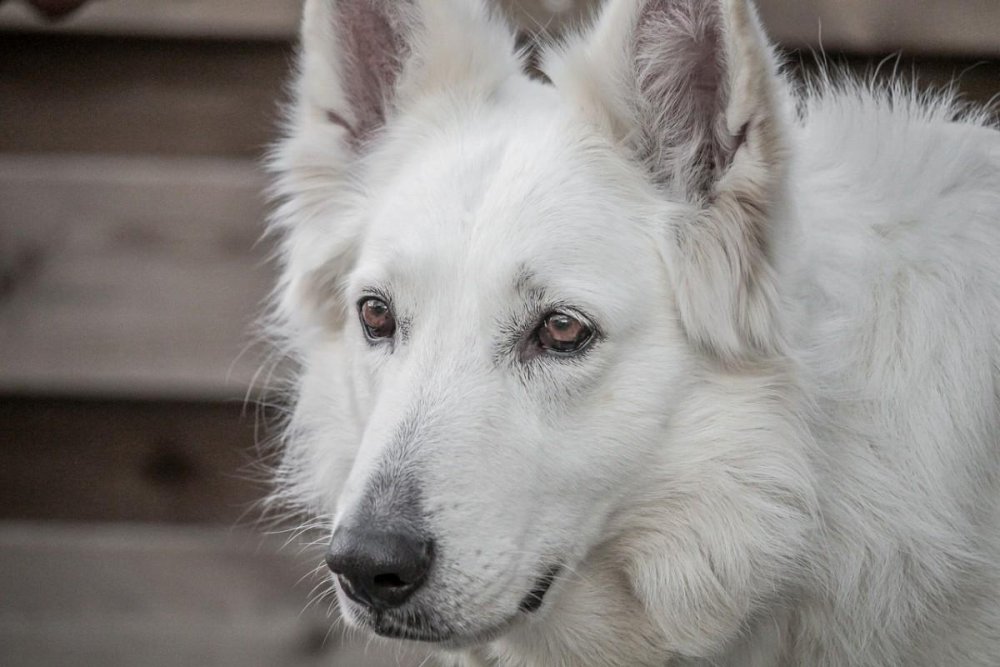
[634, 0, 734, 195]
[333, 0, 410, 146]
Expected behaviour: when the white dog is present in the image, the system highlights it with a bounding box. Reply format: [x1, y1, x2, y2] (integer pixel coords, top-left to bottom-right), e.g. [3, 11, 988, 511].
[267, 0, 1000, 664]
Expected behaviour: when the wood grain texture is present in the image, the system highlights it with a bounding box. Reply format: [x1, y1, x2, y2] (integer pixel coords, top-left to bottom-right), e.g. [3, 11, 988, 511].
[0, 155, 276, 398]
[0, 0, 301, 41]
[0, 522, 431, 667]
[758, 0, 1000, 57]
[0, 397, 271, 523]
[0, 34, 291, 157]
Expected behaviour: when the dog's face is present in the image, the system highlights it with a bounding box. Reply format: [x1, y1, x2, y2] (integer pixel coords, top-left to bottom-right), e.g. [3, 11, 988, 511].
[273, 0, 800, 654]
[325, 92, 694, 641]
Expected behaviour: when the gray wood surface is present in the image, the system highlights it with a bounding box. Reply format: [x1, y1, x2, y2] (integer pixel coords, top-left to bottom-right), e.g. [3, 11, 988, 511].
[0, 522, 432, 667]
[0, 397, 270, 523]
[0, 0, 301, 40]
[0, 34, 290, 158]
[760, 0, 1000, 57]
[0, 155, 275, 398]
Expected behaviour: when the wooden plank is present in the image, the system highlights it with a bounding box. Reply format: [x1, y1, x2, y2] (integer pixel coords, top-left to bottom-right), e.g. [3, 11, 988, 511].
[758, 0, 1000, 57]
[0, 0, 300, 41]
[0, 522, 431, 667]
[0, 155, 275, 398]
[0, 33, 291, 157]
[0, 397, 269, 523]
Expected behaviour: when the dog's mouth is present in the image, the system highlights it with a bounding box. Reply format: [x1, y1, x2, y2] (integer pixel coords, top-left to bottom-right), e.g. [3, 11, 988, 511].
[352, 563, 564, 646]
[518, 564, 562, 613]
[362, 609, 514, 647]
[368, 613, 463, 643]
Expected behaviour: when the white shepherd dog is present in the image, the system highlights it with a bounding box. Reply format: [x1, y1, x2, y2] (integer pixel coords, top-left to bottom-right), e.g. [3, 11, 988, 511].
[267, 0, 1000, 664]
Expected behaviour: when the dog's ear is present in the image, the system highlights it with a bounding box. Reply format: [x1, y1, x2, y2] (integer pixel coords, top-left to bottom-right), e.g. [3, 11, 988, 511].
[549, 0, 787, 363]
[292, 0, 518, 151]
[270, 0, 518, 338]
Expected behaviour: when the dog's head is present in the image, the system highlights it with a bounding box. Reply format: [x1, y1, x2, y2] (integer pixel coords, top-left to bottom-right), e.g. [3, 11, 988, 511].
[270, 0, 809, 655]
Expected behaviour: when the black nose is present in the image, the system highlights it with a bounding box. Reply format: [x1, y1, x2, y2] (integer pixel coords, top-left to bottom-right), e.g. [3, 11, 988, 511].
[325, 527, 433, 610]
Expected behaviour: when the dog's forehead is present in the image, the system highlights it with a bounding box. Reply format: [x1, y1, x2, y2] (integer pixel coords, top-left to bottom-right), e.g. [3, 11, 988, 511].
[357, 95, 662, 298]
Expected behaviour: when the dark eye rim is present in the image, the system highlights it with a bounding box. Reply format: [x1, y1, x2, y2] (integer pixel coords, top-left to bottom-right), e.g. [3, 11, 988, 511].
[357, 295, 396, 342]
[531, 309, 598, 358]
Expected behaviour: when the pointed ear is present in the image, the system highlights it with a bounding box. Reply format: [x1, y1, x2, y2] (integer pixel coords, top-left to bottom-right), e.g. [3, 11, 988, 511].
[550, 0, 788, 363]
[269, 0, 519, 339]
[293, 0, 518, 151]
[296, 0, 415, 148]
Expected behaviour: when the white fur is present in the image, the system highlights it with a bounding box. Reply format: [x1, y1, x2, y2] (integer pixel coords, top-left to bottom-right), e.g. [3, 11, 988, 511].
[267, 0, 1000, 665]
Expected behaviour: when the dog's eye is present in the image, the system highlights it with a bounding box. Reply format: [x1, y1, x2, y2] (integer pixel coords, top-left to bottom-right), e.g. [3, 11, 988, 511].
[359, 297, 396, 340]
[537, 312, 593, 354]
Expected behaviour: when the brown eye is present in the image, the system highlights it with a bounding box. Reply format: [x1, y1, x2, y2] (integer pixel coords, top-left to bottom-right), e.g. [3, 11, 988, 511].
[359, 297, 396, 340]
[537, 312, 593, 354]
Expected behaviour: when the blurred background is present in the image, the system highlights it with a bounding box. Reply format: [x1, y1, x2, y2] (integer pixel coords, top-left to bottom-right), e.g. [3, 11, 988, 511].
[0, 1, 997, 665]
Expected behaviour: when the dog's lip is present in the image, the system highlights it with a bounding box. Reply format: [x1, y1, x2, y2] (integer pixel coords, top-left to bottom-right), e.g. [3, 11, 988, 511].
[348, 563, 564, 646]
[370, 615, 454, 642]
[518, 563, 562, 613]
[362, 609, 515, 647]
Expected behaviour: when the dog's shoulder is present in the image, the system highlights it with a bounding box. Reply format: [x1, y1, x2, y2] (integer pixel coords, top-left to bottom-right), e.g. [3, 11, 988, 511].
[792, 77, 1000, 230]
[788, 76, 1000, 324]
